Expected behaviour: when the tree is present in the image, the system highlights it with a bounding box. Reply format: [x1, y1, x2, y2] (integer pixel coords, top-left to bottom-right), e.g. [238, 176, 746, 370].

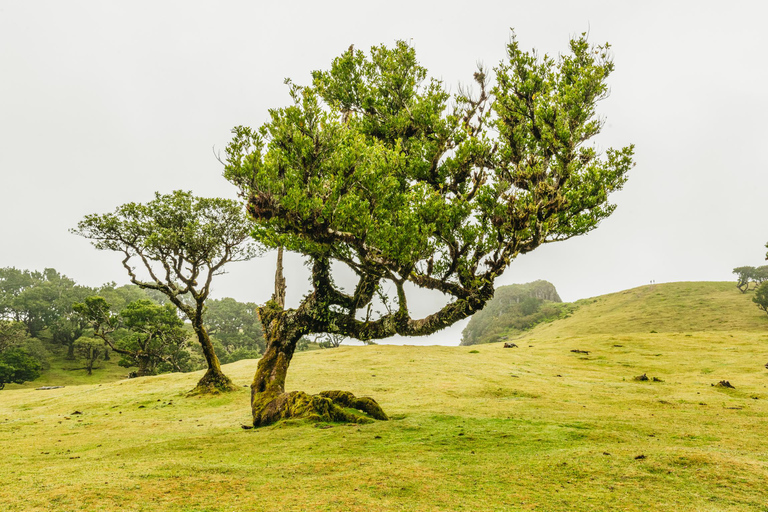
[75, 296, 193, 376]
[205, 297, 265, 363]
[92, 283, 158, 361]
[753, 266, 768, 285]
[753, 282, 768, 316]
[72, 336, 103, 375]
[49, 281, 95, 359]
[0, 348, 42, 389]
[224, 33, 634, 426]
[733, 266, 755, 293]
[0, 320, 28, 352]
[1, 267, 96, 358]
[756, 243, 768, 316]
[119, 299, 192, 374]
[0, 267, 36, 322]
[3, 268, 62, 337]
[317, 332, 345, 349]
[73, 190, 258, 393]
[2, 268, 94, 351]
[96, 283, 158, 312]
[0, 320, 43, 389]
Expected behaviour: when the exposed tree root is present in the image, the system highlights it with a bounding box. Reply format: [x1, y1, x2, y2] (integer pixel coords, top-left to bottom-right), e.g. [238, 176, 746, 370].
[252, 389, 388, 427]
[188, 369, 238, 395]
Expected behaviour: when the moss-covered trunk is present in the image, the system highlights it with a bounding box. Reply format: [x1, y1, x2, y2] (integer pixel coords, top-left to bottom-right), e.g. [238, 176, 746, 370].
[251, 304, 300, 425]
[250, 304, 387, 427]
[136, 353, 152, 377]
[190, 316, 236, 394]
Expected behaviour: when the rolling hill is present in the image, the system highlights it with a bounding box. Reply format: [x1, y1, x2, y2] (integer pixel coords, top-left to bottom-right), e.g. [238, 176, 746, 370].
[474, 281, 768, 344]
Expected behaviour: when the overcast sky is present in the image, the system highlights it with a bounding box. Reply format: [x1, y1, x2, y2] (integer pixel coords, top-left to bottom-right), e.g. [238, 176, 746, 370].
[1, 1, 766, 345]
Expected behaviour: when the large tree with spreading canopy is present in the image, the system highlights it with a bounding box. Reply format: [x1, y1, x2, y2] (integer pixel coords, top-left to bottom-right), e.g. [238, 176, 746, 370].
[225, 32, 634, 426]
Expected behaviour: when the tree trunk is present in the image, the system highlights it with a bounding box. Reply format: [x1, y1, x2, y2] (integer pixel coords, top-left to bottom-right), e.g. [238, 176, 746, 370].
[250, 305, 388, 427]
[189, 319, 237, 394]
[136, 353, 152, 377]
[85, 347, 94, 375]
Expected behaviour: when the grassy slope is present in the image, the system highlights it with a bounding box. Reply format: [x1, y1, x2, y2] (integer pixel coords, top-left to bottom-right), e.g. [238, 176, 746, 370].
[4, 351, 131, 390]
[1, 282, 768, 511]
[530, 281, 767, 337]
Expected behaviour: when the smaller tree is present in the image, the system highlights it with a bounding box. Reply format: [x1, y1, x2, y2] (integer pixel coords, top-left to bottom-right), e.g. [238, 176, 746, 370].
[0, 348, 42, 389]
[317, 333, 345, 349]
[119, 299, 191, 375]
[752, 266, 768, 285]
[73, 336, 103, 375]
[0, 320, 43, 389]
[73, 190, 259, 393]
[753, 282, 768, 316]
[733, 266, 755, 293]
[75, 296, 192, 377]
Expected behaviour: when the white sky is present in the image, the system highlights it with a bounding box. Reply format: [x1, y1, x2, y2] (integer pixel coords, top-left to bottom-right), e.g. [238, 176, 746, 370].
[1, 0, 766, 345]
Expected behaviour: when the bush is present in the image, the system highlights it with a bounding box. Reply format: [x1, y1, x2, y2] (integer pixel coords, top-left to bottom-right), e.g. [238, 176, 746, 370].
[0, 347, 42, 389]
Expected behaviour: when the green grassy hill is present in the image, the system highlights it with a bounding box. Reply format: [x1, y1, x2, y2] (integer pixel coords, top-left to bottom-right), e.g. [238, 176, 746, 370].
[1, 282, 768, 511]
[526, 281, 767, 338]
[4, 350, 132, 389]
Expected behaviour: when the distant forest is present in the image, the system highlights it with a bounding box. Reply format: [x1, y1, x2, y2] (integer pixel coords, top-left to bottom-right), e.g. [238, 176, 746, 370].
[0, 266, 267, 387]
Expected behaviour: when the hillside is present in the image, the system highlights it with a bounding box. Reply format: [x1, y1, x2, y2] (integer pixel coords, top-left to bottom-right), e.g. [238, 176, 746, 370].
[525, 281, 768, 339]
[461, 280, 565, 345]
[464, 281, 768, 345]
[2, 281, 768, 511]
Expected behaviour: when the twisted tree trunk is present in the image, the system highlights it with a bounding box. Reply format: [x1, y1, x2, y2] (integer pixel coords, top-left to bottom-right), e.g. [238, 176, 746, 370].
[251, 306, 387, 426]
[249, 250, 387, 426]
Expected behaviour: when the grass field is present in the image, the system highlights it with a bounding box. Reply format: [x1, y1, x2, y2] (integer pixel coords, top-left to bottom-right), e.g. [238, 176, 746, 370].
[1, 282, 768, 511]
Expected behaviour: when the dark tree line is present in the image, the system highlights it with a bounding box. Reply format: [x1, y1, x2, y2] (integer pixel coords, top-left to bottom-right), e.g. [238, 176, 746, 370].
[0, 265, 267, 387]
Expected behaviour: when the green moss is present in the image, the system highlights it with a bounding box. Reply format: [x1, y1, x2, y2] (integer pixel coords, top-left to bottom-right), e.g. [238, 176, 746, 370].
[252, 389, 388, 427]
[187, 369, 238, 395]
